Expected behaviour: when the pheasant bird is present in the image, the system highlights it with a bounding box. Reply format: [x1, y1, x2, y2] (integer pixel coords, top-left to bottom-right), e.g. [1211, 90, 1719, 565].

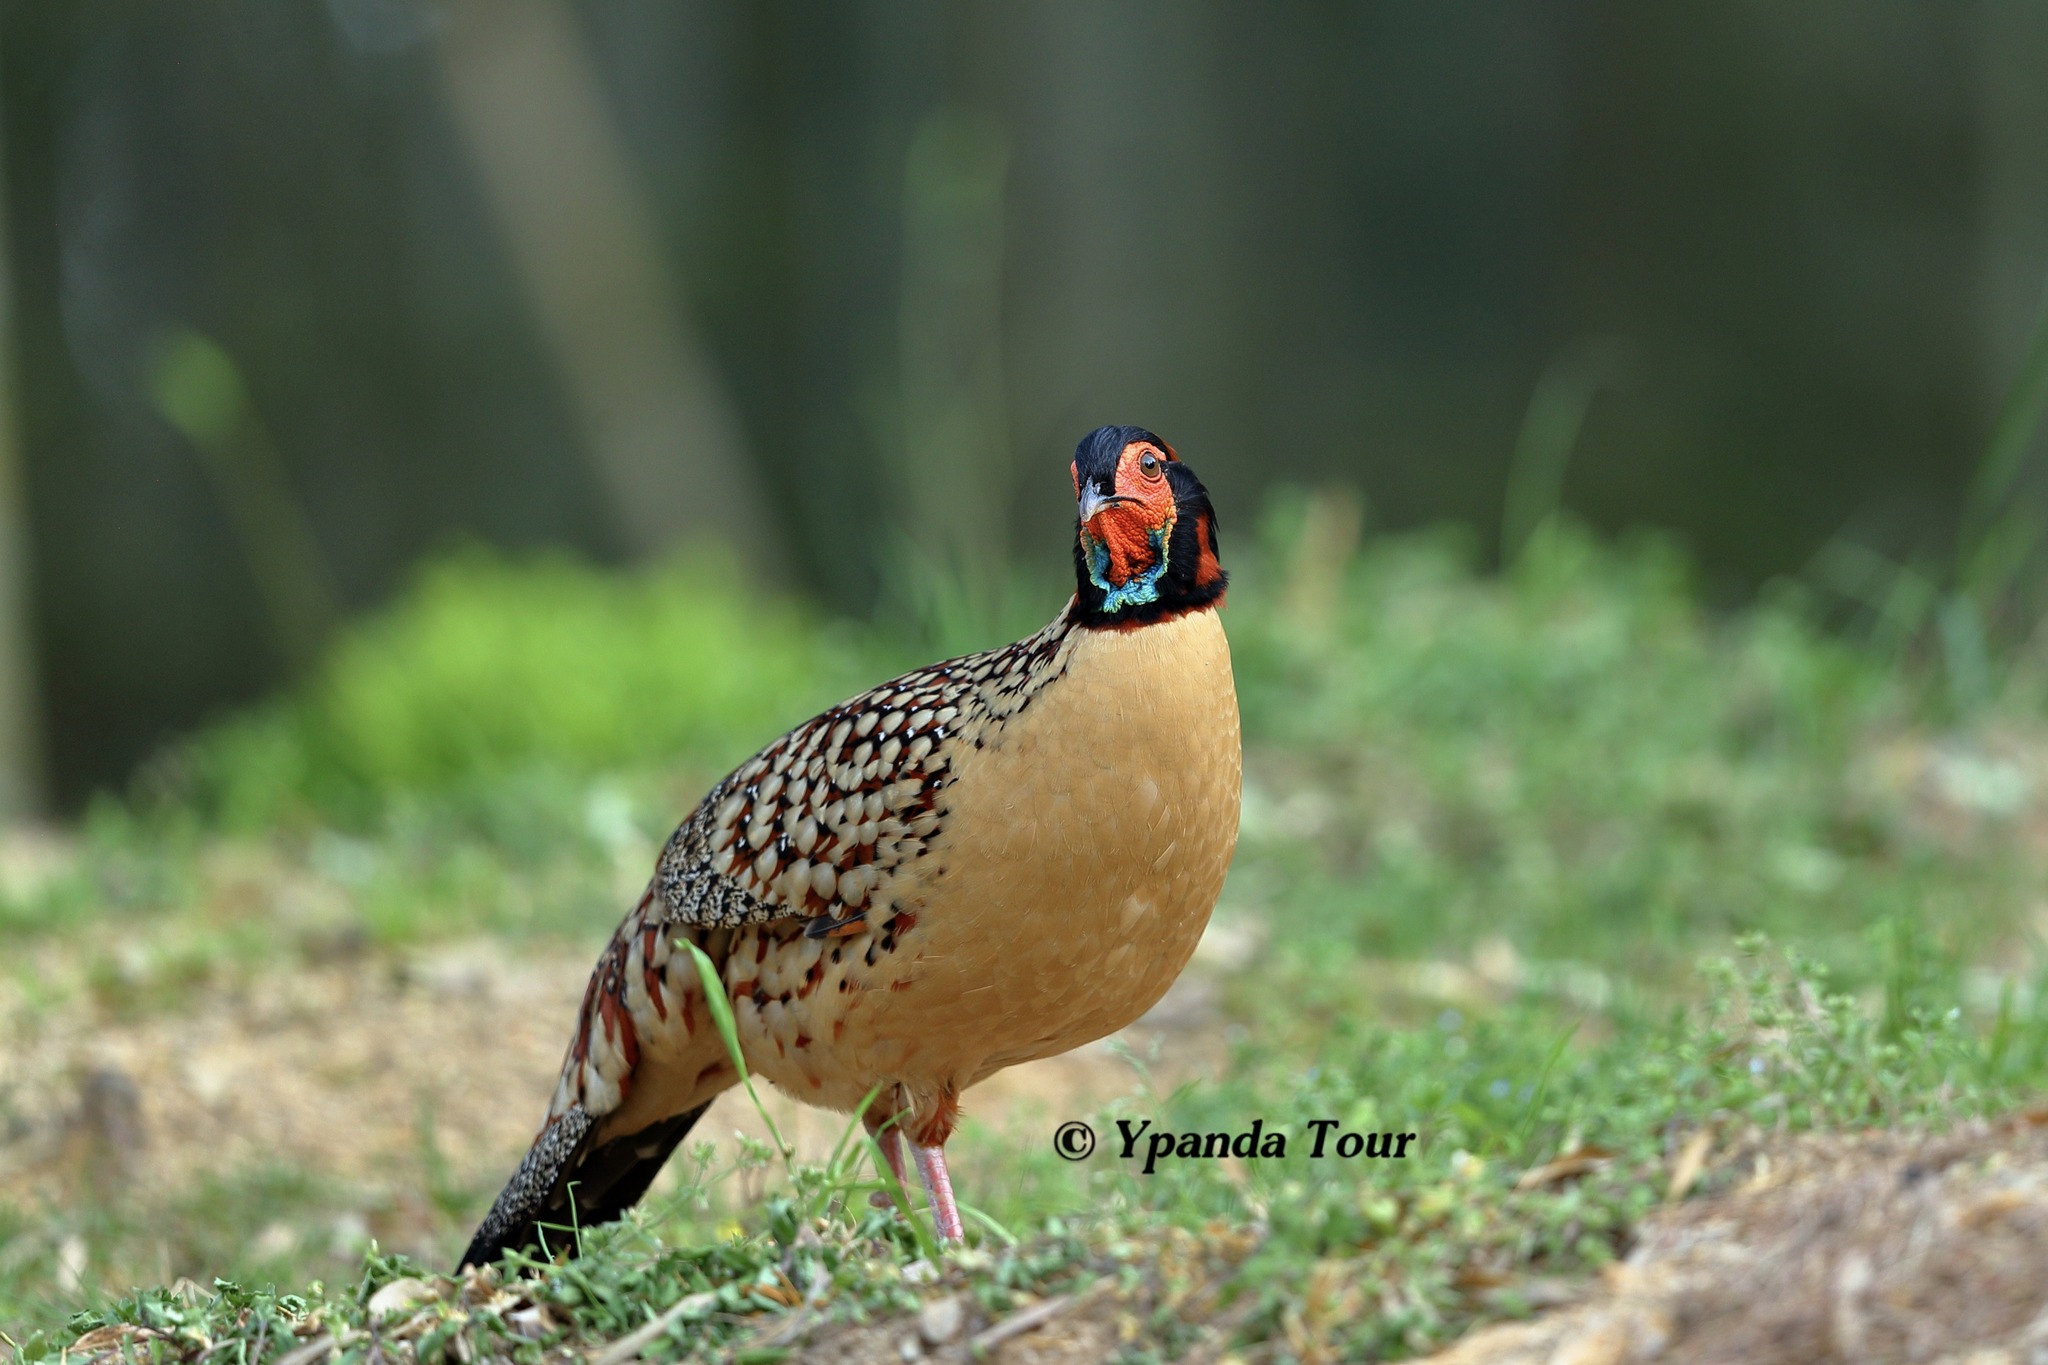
[461, 426, 1239, 1265]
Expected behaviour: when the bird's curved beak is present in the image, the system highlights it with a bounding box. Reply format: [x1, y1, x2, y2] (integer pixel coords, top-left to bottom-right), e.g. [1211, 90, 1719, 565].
[1077, 484, 1136, 527]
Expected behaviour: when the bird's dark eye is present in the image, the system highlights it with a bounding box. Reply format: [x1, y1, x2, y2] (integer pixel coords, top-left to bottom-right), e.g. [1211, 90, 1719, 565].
[1138, 452, 1162, 480]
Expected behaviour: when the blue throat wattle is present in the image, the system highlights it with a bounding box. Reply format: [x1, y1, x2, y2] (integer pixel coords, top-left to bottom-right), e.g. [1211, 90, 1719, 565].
[1085, 525, 1172, 613]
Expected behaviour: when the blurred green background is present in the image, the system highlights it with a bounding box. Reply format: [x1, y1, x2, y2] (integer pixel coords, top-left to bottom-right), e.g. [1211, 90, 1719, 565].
[3, 1, 2047, 806]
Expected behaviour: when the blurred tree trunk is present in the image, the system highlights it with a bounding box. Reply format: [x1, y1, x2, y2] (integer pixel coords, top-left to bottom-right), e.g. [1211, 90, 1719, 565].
[433, 0, 770, 563]
[1974, 2, 2048, 507]
[0, 40, 43, 817]
[895, 108, 1011, 574]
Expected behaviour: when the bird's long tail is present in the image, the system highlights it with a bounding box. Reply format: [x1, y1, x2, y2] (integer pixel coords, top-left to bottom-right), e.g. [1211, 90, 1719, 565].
[460, 892, 741, 1269]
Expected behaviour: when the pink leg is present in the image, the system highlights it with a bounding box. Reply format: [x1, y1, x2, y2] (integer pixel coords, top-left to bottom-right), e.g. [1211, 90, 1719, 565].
[913, 1142, 965, 1243]
[870, 1126, 910, 1209]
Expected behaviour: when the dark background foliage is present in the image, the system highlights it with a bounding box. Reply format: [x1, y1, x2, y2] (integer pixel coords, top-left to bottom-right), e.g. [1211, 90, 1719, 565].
[2, 0, 2044, 803]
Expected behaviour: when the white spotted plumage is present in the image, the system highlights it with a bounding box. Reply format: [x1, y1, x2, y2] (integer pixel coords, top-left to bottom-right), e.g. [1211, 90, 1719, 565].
[647, 607, 1077, 939]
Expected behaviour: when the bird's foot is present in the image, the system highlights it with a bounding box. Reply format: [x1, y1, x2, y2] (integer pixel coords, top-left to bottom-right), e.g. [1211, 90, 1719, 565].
[912, 1141, 965, 1243]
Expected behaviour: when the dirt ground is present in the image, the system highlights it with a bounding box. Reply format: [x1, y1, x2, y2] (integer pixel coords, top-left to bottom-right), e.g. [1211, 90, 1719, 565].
[1411, 1114, 2048, 1365]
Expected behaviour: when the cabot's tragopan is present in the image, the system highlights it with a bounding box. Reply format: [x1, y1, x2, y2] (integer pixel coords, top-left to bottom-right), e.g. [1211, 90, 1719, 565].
[463, 426, 1240, 1265]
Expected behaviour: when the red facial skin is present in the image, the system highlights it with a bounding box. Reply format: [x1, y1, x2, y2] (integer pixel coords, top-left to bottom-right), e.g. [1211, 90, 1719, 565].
[1070, 441, 1180, 587]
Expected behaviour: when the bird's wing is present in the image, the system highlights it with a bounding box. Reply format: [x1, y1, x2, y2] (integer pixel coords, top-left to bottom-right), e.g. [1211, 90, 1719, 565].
[653, 612, 1075, 938]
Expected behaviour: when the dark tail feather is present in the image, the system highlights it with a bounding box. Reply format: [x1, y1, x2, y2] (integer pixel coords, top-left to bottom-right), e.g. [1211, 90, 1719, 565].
[459, 1100, 714, 1270]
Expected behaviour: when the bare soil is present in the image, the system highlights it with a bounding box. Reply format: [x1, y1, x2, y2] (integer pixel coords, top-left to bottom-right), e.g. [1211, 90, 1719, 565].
[1417, 1115, 2048, 1365]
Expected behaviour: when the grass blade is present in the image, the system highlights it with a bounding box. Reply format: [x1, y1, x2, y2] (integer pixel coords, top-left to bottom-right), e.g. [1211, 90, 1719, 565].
[863, 1130, 943, 1264]
[1513, 1017, 1584, 1153]
[683, 938, 794, 1174]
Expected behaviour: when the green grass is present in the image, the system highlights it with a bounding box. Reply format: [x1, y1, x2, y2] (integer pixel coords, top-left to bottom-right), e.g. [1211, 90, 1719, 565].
[31, 939, 2048, 1362]
[7, 506, 2048, 1357]
[1233, 515, 2037, 987]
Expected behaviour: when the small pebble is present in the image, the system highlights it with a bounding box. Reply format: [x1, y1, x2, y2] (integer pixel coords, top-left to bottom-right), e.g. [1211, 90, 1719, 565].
[918, 1295, 966, 1346]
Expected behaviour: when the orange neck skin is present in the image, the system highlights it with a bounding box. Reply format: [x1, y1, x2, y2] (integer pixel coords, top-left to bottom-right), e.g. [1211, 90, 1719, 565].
[1069, 435, 1227, 629]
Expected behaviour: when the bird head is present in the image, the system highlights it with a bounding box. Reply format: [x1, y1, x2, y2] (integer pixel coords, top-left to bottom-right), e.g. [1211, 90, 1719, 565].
[1069, 425, 1226, 626]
